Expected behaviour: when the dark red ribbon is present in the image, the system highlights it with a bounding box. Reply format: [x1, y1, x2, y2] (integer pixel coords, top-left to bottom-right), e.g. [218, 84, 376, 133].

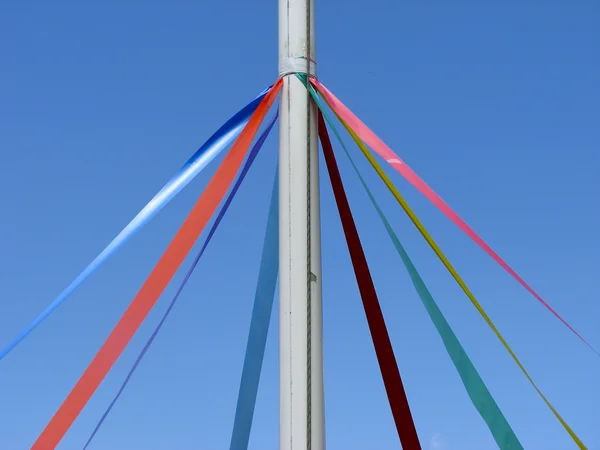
[319, 111, 422, 449]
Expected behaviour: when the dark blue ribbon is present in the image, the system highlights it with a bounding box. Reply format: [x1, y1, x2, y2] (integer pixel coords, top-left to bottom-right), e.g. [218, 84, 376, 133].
[82, 111, 278, 449]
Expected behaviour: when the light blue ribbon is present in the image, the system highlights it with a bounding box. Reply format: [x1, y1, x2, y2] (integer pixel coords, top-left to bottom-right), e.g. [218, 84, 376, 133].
[229, 169, 279, 450]
[0, 85, 271, 361]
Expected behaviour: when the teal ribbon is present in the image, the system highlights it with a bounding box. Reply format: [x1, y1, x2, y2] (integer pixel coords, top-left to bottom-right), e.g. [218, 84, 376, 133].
[229, 169, 279, 450]
[303, 75, 523, 449]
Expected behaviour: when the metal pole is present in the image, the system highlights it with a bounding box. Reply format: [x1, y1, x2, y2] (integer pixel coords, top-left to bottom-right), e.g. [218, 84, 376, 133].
[278, 0, 324, 448]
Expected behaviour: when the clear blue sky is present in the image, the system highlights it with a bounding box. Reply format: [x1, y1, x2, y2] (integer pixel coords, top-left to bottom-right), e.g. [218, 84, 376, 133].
[1, 1, 598, 449]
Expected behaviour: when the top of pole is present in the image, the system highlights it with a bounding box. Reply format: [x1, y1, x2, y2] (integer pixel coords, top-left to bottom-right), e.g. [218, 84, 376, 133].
[278, 0, 317, 78]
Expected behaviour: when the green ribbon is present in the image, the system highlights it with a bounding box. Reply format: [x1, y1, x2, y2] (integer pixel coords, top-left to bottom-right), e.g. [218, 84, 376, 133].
[300, 74, 524, 449]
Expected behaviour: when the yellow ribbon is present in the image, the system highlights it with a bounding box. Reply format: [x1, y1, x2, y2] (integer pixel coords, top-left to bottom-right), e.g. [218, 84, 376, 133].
[326, 108, 585, 449]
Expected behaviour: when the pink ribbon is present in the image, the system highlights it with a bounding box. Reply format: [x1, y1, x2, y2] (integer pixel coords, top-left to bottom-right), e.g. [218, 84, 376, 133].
[311, 78, 596, 355]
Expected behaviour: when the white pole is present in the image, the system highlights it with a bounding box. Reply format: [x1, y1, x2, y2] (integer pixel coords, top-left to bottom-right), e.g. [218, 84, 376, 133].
[278, 0, 324, 448]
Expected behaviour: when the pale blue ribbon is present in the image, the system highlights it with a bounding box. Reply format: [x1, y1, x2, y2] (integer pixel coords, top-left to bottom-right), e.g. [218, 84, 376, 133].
[0, 86, 271, 360]
[229, 169, 279, 450]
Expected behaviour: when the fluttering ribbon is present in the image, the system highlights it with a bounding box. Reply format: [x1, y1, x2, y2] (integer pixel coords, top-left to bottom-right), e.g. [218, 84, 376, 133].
[0, 85, 272, 361]
[82, 112, 279, 450]
[315, 101, 523, 449]
[319, 114, 422, 450]
[324, 102, 586, 448]
[229, 170, 279, 450]
[31, 80, 283, 450]
[310, 78, 597, 357]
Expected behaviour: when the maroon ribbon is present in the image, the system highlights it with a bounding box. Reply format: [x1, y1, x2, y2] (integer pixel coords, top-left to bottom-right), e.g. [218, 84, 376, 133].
[318, 112, 422, 449]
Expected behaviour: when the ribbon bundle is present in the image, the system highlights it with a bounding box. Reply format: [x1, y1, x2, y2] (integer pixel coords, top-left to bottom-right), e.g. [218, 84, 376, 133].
[6, 72, 591, 449]
[303, 75, 587, 449]
[32, 81, 282, 449]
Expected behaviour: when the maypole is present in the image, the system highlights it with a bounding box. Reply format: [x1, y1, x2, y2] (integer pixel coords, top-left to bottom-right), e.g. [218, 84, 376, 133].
[278, 0, 325, 448]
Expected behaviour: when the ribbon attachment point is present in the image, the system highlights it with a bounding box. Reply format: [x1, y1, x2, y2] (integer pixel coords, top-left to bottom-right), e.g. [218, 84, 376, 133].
[279, 56, 317, 78]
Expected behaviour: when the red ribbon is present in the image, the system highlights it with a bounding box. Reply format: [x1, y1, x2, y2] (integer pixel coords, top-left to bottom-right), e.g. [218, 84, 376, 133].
[32, 80, 282, 449]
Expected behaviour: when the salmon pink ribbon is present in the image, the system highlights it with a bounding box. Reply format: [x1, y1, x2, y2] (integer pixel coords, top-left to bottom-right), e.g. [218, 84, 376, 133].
[30, 80, 283, 450]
